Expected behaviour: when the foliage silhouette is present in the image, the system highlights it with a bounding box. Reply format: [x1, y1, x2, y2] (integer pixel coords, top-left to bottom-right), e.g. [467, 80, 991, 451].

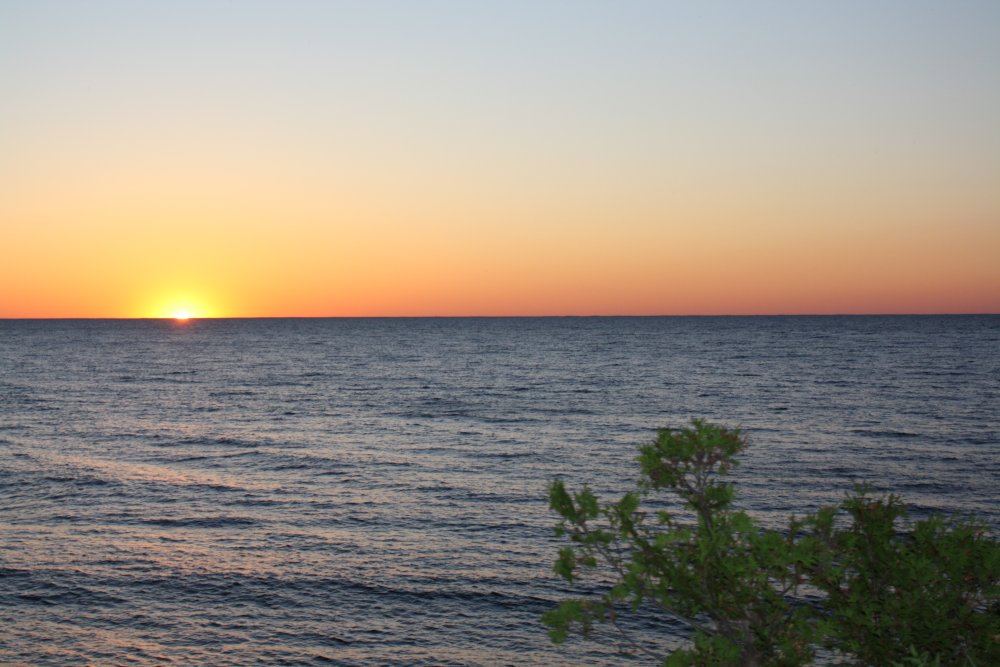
[544, 420, 999, 666]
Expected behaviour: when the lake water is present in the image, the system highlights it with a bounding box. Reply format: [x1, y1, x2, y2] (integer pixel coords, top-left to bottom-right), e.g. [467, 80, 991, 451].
[1, 316, 998, 665]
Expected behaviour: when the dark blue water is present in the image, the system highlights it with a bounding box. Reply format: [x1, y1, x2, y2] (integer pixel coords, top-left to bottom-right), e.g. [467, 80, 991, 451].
[1, 316, 998, 665]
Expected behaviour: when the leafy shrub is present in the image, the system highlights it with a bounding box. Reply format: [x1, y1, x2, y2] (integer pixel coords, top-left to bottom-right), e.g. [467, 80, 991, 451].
[806, 487, 1000, 665]
[544, 420, 1000, 666]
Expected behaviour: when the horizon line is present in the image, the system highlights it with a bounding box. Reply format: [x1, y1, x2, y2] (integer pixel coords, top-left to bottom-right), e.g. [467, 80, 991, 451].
[2, 312, 998, 321]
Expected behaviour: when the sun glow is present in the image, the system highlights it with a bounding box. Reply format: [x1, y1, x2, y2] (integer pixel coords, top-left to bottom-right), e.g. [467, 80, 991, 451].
[143, 292, 217, 320]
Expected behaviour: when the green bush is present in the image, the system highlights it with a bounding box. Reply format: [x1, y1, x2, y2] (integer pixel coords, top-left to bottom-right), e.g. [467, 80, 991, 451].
[544, 420, 1000, 666]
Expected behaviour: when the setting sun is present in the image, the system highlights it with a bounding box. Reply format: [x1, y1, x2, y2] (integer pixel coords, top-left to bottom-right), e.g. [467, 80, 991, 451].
[141, 291, 219, 320]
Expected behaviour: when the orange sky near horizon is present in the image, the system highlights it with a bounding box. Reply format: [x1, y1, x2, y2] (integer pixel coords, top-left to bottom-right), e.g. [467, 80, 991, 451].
[2, 2, 998, 318]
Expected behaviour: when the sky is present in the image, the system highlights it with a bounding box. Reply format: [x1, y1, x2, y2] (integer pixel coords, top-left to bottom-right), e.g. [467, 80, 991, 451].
[2, 0, 998, 318]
